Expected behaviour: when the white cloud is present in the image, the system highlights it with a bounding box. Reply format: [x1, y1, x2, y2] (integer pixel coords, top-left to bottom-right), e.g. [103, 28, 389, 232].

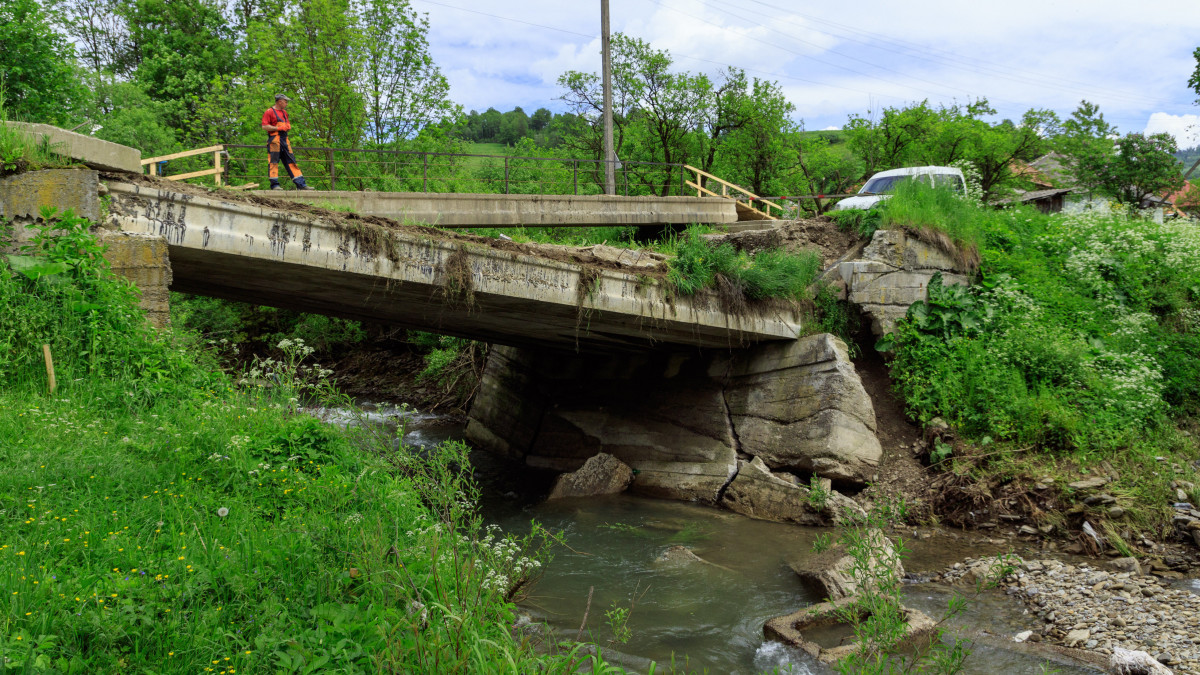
[413, 0, 1200, 133]
[1144, 113, 1200, 149]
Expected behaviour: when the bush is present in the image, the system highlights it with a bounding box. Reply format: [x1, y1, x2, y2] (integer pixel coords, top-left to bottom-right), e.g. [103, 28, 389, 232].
[884, 202, 1200, 454]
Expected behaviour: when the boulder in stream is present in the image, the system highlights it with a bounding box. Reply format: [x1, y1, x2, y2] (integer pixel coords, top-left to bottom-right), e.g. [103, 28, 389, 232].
[720, 457, 864, 526]
[787, 528, 904, 601]
[546, 452, 633, 500]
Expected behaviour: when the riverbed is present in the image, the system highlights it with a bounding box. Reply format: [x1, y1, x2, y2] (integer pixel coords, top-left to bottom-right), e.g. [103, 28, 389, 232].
[313, 402, 1104, 674]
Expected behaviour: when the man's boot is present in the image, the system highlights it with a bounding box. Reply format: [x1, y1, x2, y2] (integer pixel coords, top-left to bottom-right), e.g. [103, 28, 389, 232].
[294, 177, 314, 191]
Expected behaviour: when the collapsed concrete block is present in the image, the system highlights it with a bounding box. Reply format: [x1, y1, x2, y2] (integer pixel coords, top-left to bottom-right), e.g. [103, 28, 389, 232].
[723, 335, 882, 484]
[720, 457, 865, 526]
[467, 333, 885, 502]
[3, 123, 141, 173]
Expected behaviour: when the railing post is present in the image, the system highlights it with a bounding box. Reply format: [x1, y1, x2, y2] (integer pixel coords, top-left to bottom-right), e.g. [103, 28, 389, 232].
[573, 160, 578, 195]
[423, 153, 428, 192]
[213, 150, 222, 187]
[504, 157, 510, 194]
[623, 165, 628, 197]
[329, 153, 337, 191]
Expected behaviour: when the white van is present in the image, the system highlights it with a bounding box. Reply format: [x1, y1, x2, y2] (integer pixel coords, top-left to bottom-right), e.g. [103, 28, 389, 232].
[832, 166, 966, 211]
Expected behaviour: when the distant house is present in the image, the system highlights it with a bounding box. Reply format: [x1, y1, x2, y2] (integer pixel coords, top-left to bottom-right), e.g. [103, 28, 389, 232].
[1003, 152, 1111, 213]
[1144, 180, 1200, 218]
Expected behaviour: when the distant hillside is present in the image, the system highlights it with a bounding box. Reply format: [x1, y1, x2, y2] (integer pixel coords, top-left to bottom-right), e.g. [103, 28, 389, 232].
[1177, 146, 1200, 175]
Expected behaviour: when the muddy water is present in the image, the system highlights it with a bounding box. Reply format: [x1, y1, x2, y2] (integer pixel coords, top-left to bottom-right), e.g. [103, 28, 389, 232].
[321, 403, 1102, 674]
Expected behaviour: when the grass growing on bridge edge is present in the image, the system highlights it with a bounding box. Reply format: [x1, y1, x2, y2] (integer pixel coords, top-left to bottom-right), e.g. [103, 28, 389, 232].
[0, 212, 649, 673]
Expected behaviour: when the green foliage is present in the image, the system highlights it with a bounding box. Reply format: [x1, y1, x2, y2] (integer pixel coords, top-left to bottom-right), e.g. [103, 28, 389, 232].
[829, 207, 882, 240]
[0, 216, 635, 673]
[1075, 132, 1184, 205]
[0, 209, 219, 404]
[664, 228, 821, 302]
[831, 499, 1006, 674]
[807, 476, 830, 511]
[844, 99, 1053, 201]
[0, 0, 86, 123]
[878, 179, 988, 256]
[884, 201, 1200, 455]
[811, 532, 833, 553]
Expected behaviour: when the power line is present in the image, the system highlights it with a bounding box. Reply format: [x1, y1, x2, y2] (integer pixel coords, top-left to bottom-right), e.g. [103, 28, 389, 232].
[415, 0, 597, 40]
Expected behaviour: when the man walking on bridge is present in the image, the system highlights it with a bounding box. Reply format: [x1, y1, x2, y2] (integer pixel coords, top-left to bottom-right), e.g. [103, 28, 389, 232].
[262, 94, 312, 191]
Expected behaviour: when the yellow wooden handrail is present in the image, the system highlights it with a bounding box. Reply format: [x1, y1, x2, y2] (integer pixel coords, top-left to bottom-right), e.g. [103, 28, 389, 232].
[142, 144, 226, 187]
[683, 164, 783, 216]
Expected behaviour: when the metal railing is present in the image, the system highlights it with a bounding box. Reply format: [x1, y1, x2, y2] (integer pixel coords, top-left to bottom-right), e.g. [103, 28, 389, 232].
[214, 144, 691, 197]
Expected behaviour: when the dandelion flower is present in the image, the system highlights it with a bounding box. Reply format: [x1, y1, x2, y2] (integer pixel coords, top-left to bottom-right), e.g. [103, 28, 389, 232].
[217, 507, 230, 518]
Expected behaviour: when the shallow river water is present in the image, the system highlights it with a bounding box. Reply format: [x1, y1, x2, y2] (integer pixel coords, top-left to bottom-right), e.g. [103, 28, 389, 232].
[318, 403, 1103, 674]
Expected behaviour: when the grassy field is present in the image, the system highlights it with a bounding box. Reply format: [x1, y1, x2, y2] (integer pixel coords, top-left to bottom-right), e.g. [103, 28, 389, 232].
[0, 208, 631, 673]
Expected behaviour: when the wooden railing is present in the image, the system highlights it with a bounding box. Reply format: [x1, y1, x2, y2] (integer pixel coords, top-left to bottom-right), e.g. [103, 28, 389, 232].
[683, 165, 784, 220]
[141, 145, 229, 186]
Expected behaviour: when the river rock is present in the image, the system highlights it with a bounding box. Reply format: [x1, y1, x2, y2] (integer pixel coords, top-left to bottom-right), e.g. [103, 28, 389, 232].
[1065, 629, 1090, 648]
[1108, 557, 1142, 575]
[720, 457, 864, 526]
[1070, 477, 1111, 491]
[546, 452, 633, 500]
[655, 545, 705, 566]
[788, 528, 903, 601]
[1110, 647, 1174, 675]
[723, 334, 882, 484]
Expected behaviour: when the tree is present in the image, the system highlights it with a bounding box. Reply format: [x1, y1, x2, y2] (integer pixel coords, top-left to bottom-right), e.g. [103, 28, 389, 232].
[1189, 47, 1200, 102]
[249, 0, 365, 148]
[123, 0, 240, 142]
[711, 76, 797, 196]
[497, 107, 529, 145]
[0, 0, 85, 123]
[1075, 132, 1183, 205]
[57, 0, 131, 75]
[844, 99, 1052, 201]
[359, 0, 457, 146]
[530, 107, 552, 132]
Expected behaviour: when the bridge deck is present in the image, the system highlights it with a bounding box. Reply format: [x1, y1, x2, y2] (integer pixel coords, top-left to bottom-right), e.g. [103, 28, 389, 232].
[104, 180, 800, 351]
[254, 190, 738, 229]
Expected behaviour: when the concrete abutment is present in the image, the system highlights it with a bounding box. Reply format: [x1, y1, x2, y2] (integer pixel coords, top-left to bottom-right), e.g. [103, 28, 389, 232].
[1, 169, 172, 327]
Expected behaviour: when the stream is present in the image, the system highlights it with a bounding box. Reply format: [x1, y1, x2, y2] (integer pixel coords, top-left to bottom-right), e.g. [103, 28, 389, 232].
[312, 402, 1106, 674]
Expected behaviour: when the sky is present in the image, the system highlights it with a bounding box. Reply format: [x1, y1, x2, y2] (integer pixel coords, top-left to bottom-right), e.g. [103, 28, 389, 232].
[412, 0, 1200, 149]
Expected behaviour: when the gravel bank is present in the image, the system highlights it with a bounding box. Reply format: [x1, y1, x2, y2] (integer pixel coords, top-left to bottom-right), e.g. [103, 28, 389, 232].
[942, 557, 1200, 674]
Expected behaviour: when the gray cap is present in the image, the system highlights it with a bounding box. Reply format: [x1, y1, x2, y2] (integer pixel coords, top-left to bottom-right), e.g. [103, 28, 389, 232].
[275, 94, 291, 101]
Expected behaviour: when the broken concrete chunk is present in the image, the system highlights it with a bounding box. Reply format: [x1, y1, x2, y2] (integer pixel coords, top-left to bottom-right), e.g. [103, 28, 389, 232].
[546, 452, 633, 500]
[720, 457, 865, 526]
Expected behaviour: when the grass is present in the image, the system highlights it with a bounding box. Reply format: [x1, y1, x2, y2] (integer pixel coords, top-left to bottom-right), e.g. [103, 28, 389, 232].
[663, 227, 822, 304]
[0, 209, 648, 673]
[881, 186, 1200, 533]
[0, 104, 72, 176]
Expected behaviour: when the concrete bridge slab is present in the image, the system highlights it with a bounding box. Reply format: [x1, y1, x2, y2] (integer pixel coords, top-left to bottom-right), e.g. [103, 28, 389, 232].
[253, 190, 738, 229]
[104, 180, 800, 351]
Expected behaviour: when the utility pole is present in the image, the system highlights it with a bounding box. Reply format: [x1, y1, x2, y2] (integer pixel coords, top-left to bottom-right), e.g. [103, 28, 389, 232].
[601, 0, 615, 195]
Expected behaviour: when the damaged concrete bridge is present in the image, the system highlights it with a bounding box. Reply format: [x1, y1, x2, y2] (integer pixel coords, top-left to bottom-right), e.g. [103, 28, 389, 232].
[2, 123, 897, 524]
[98, 177, 884, 514]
